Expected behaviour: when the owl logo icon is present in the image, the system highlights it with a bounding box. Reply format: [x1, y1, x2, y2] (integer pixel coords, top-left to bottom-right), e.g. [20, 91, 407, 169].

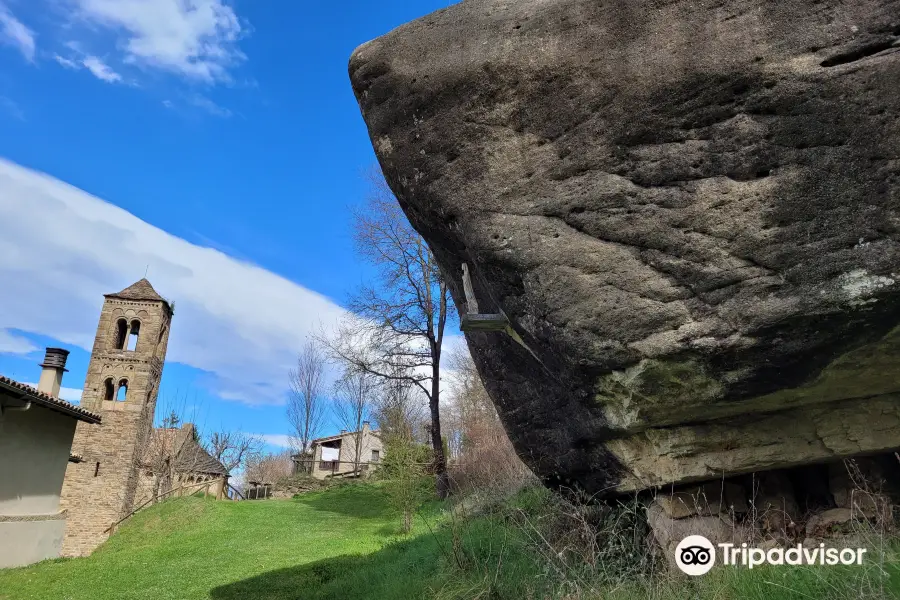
[675, 535, 716, 576]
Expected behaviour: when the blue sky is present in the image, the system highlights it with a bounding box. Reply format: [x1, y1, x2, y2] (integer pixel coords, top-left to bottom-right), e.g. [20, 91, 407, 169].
[0, 0, 460, 451]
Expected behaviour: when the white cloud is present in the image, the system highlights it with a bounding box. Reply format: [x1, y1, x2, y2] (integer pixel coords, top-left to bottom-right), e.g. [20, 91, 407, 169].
[54, 48, 124, 84]
[82, 55, 122, 83]
[0, 2, 35, 62]
[188, 94, 231, 118]
[71, 0, 246, 83]
[257, 434, 294, 449]
[0, 328, 38, 355]
[53, 53, 79, 69]
[22, 383, 83, 404]
[0, 158, 348, 405]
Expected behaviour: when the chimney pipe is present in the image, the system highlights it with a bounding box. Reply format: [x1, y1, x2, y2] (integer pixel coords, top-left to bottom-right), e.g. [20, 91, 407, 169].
[37, 348, 69, 398]
[363, 421, 370, 429]
[340, 429, 347, 435]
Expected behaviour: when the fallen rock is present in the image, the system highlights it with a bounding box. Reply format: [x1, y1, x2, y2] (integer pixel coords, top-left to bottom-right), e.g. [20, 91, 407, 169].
[656, 482, 747, 519]
[350, 0, 900, 494]
[647, 501, 752, 569]
[805, 508, 854, 538]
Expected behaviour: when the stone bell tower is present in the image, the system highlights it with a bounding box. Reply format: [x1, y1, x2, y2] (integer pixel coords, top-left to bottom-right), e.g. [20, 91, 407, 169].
[60, 279, 173, 556]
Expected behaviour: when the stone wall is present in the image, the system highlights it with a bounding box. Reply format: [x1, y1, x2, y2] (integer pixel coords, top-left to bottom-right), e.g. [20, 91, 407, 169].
[59, 293, 171, 557]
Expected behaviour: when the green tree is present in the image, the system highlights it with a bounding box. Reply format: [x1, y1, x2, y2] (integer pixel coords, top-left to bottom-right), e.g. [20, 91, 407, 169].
[380, 434, 433, 533]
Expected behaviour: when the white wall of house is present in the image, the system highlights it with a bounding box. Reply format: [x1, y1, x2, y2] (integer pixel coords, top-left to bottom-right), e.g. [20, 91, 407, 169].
[0, 403, 78, 568]
[310, 424, 383, 480]
[0, 405, 76, 515]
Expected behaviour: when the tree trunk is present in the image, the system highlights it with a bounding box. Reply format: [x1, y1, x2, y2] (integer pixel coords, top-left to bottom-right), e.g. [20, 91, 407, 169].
[430, 361, 449, 499]
[403, 509, 413, 534]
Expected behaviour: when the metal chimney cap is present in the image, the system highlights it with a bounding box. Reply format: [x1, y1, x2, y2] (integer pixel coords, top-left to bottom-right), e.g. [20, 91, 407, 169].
[40, 347, 70, 372]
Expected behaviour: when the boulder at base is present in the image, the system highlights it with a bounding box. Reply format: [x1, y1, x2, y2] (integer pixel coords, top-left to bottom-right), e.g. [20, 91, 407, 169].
[349, 0, 900, 494]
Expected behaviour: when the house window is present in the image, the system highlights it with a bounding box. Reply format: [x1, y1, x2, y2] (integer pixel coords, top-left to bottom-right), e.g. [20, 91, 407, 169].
[371, 450, 380, 463]
[113, 319, 128, 350]
[103, 378, 115, 401]
[116, 379, 128, 401]
[127, 320, 140, 351]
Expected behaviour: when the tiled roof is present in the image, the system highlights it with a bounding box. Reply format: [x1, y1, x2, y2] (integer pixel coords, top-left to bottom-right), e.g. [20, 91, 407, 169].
[311, 428, 380, 445]
[106, 278, 170, 308]
[0, 375, 101, 424]
[144, 424, 228, 476]
[175, 438, 229, 476]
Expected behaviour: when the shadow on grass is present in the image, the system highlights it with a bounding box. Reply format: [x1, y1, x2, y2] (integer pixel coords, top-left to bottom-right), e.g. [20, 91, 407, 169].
[293, 484, 395, 521]
[209, 533, 445, 600]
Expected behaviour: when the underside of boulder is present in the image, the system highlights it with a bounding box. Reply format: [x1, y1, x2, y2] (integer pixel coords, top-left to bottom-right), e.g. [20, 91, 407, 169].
[350, 0, 900, 494]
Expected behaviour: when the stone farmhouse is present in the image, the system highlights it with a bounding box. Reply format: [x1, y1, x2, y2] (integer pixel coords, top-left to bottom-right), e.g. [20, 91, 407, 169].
[293, 422, 384, 479]
[0, 349, 101, 568]
[134, 422, 229, 506]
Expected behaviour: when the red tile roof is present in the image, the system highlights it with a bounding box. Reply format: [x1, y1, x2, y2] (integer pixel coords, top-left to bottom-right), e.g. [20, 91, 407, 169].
[0, 375, 101, 424]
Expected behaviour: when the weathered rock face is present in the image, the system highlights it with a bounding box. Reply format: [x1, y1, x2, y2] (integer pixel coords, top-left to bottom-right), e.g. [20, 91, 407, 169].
[349, 0, 900, 494]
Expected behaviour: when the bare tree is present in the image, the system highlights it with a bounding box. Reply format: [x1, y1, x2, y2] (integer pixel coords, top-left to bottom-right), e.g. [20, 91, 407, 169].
[286, 340, 327, 471]
[446, 346, 534, 493]
[332, 370, 375, 474]
[375, 374, 427, 443]
[322, 169, 453, 498]
[206, 431, 262, 473]
[244, 450, 294, 485]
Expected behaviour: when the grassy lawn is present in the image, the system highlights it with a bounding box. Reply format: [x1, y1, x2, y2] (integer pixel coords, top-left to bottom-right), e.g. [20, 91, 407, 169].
[1, 482, 899, 600]
[0, 483, 445, 600]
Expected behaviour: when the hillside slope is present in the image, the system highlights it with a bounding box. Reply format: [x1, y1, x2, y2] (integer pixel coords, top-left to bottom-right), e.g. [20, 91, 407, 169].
[0, 484, 449, 600]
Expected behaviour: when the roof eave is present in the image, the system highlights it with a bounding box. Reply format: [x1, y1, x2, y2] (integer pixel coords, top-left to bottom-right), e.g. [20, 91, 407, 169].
[0, 379, 101, 424]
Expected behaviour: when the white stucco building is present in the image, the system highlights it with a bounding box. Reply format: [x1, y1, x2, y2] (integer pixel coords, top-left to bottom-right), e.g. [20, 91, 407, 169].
[0, 348, 101, 569]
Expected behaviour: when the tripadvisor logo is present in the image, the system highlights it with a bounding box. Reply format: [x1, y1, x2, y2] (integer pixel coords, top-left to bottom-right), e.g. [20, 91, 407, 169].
[675, 536, 868, 576]
[675, 535, 716, 576]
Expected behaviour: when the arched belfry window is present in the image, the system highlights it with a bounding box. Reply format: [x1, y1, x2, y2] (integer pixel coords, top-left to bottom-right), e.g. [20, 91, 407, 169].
[116, 379, 128, 401]
[113, 319, 128, 350]
[103, 378, 115, 401]
[127, 320, 141, 352]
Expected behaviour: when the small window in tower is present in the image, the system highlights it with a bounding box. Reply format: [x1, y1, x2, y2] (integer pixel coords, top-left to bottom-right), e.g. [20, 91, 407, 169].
[94, 462, 101, 477]
[127, 320, 140, 351]
[103, 378, 115, 401]
[116, 379, 128, 401]
[114, 319, 127, 350]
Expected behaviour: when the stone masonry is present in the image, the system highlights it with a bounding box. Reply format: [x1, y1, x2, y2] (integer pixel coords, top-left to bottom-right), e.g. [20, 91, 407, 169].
[59, 279, 172, 557]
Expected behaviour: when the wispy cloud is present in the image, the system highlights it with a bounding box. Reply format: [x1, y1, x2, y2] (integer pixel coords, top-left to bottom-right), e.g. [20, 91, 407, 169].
[188, 94, 231, 118]
[0, 2, 35, 62]
[70, 0, 247, 83]
[53, 54, 79, 69]
[54, 49, 123, 84]
[257, 434, 294, 449]
[0, 96, 24, 121]
[0, 328, 38, 355]
[82, 55, 122, 83]
[0, 158, 348, 406]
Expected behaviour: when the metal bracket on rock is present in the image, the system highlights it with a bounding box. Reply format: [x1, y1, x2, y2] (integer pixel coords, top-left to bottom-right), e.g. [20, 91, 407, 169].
[459, 263, 546, 369]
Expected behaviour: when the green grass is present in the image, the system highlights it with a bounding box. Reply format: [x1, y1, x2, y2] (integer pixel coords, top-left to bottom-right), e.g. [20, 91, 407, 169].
[0, 483, 444, 600]
[1, 482, 898, 600]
